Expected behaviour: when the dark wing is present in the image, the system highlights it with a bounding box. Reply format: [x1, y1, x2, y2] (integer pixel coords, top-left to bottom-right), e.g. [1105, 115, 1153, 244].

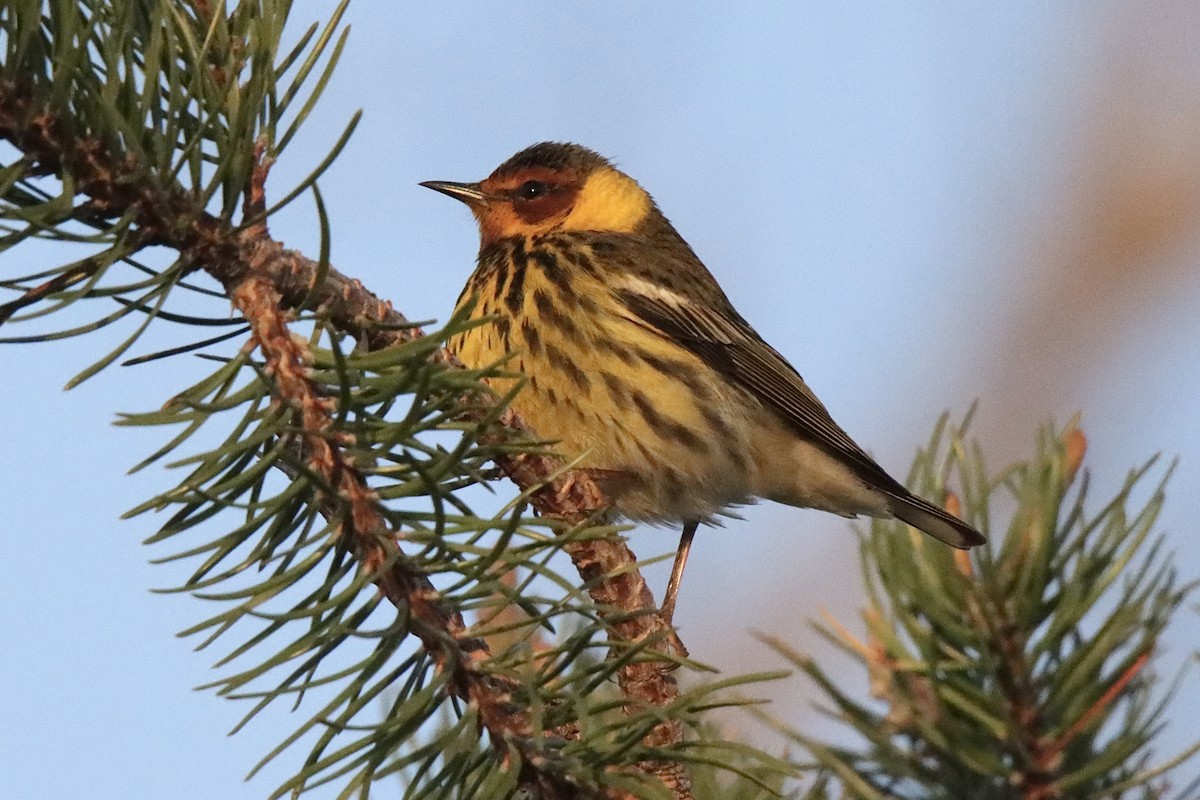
[616, 285, 986, 549]
[615, 287, 898, 489]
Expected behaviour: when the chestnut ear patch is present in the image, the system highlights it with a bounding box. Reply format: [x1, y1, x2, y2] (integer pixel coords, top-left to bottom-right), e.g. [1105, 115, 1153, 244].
[512, 185, 577, 225]
[474, 161, 651, 237]
[480, 165, 579, 226]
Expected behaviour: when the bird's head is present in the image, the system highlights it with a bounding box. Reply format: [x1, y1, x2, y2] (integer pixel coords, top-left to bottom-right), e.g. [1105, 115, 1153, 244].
[421, 142, 654, 246]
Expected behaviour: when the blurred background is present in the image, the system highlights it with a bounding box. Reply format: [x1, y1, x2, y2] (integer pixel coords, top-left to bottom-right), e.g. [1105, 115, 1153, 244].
[3, 3, 1199, 797]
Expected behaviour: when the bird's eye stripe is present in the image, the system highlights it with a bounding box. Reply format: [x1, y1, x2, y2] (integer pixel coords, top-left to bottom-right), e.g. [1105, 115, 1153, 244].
[516, 180, 550, 200]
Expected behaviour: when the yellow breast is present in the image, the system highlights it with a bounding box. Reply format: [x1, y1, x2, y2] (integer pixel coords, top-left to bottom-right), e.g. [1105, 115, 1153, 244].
[449, 238, 758, 522]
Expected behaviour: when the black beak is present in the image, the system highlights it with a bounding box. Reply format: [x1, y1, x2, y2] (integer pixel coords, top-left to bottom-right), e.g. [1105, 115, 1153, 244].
[419, 180, 488, 207]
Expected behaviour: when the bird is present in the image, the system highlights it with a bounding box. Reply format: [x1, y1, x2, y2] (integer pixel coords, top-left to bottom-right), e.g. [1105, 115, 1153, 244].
[421, 142, 985, 621]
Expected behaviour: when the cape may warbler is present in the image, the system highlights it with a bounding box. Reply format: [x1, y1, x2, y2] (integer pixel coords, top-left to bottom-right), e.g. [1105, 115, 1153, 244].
[423, 142, 985, 619]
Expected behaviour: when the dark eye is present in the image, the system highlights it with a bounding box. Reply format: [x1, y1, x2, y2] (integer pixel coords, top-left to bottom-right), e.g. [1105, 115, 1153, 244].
[516, 180, 550, 200]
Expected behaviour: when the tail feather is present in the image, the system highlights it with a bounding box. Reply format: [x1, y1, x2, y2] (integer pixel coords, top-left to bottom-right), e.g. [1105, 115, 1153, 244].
[887, 492, 986, 550]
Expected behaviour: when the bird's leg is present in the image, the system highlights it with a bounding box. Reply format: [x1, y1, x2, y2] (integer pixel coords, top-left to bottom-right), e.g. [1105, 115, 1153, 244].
[660, 520, 698, 624]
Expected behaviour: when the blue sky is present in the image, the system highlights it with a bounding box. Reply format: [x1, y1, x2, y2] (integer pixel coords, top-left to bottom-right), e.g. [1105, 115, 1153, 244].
[3, 4, 1200, 798]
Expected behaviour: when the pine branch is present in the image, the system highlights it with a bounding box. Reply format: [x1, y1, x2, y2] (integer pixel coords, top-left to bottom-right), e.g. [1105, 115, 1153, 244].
[768, 417, 1198, 800]
[230, 271, 586, 797]
[0, 72, 690, 799]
